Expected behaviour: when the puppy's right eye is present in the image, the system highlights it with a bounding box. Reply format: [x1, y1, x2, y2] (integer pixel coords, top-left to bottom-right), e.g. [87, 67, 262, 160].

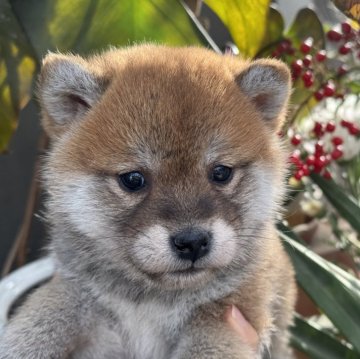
[211, 165, 232, 184]
[118, 171, 146, 192]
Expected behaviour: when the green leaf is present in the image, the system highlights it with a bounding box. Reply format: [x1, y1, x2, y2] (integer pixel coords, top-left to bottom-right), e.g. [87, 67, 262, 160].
[286, 8, 325, 49]
[278, 222, 360, 290]
[311, 173, 360, 233]
[343, 155, 360, 200]
[0, 0, 38, 153]
[291, 315, 358, 359]
[276, 221, 306, 243]
[204, 0, 271, 58]
[0, 0, 201, 152]
[260, 7, 284, 51]
[10, 0, 201, 57]
[279, 227, 360, 353]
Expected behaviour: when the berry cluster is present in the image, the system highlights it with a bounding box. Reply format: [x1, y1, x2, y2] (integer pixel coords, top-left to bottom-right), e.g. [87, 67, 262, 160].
[272, 21, 360, 101]
[327, 22, 360, 58]
[271, 20, 360, 183]
[289, 120, 360, 181]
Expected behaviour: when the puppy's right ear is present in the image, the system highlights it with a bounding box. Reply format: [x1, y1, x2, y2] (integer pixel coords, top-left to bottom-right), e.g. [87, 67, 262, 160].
[38, 53, 108, 138]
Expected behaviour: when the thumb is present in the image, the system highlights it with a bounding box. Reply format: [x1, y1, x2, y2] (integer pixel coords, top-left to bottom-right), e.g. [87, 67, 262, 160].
[225, 305, 259, 349]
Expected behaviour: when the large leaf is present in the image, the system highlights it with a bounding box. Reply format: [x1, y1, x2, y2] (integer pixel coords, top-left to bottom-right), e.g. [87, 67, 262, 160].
[258, 7, 285, 53]
[0, 0, 201, 152]
[0, 0, 37, 153]
[278, 221, 360, 290]
[291, 315, 358, 359]
[279, 228, 360, 353]
[10, 0, 201, 56]
[204, 0, 271, 58]
[286, 8, 325, 49]
[311, 173, 360, 233]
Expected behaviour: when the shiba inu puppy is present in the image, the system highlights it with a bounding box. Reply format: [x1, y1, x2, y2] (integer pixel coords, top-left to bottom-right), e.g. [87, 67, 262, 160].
[0, 45, 296, 359]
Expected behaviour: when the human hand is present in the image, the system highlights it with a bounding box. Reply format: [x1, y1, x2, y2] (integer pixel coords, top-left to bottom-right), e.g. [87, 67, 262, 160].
[225, 305, 259, 351]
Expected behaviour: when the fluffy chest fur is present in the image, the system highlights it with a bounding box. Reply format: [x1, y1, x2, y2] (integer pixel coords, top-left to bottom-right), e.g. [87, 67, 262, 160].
[74, 297, 191, 359]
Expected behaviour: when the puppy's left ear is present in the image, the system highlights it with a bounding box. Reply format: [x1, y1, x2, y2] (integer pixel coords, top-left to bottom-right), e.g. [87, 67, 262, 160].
[38, 53, 109, 139]
[236, 59, 291, 129]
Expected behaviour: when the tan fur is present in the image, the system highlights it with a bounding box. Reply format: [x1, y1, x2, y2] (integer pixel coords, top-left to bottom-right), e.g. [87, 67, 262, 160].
[0, 45, 295, 359]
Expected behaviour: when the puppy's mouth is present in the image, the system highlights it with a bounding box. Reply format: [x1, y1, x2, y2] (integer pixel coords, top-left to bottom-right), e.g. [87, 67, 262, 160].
[137, 263, 215, 289]
[169, 266, 204, 275]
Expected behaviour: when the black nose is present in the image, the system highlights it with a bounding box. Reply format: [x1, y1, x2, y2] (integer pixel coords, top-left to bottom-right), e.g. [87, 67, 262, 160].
[171, 228, 211, 262]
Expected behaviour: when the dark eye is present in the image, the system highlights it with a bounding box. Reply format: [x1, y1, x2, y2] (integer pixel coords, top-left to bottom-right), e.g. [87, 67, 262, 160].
[118, 171, 146, 192]
[211, 165, 232, 183]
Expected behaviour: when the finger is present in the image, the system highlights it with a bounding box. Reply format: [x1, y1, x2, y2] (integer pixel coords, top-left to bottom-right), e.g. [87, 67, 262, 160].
[225, 305, 259, 349]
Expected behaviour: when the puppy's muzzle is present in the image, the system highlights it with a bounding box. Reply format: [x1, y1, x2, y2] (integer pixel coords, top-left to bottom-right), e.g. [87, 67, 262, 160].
[170, 228, 212, 263]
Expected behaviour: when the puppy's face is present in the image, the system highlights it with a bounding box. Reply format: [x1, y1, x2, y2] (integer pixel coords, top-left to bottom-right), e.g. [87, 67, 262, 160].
[40, 46, 290, 290]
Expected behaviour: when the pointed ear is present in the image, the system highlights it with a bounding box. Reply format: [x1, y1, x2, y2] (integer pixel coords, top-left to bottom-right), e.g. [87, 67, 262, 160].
[236, 59, 291, 129]
[38, 53, 109, 138]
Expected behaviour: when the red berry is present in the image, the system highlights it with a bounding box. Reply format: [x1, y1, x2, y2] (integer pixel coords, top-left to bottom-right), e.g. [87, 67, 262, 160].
[332, 136, 343, 146]
[315, 141, 324, 155]
[323, 170, 332, 179]
[302, 70, 312, 82]
[315, 50, 327, 62]
[344, 31, 355, 41]
[277, 40, 291, 53]
[313, 123, 324, 138]
[300, 37, 313, 54]
[304, 78, 314, 88]
[314, 156, 326, 172]
[339, 42, 352, 55]
[348, 124, 360, 136]
[306, 155, 315, 166]
[325, 122, 336, 132]
[331, 147, 343, 160]
[294, 170, 304, 180]
[303, 55, 312, 67]
[302, 70, 314, 87]
[341, 22, 352, 34]
[289, 151, 301, 165]
[314, 89, 324, 101]
[291, 59, 303, 75]
[291, 134, 302, 146]
[287, 47, 296, 55]
[323, 82, 336, 97]
[276, 46, 285, 54]
[340, 119, 352, 128]
[271, 50, 281, 58]
[302, 165, 310, 176]
[327, 29, 342, 41]
[337, 64, 348, 75]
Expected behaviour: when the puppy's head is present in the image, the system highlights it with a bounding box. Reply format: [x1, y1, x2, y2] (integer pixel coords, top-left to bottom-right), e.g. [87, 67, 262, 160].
[39, 45, 290, 291]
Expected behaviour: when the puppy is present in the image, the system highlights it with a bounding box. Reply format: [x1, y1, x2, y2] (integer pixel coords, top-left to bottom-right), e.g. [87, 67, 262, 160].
[0, 45, 296, 359]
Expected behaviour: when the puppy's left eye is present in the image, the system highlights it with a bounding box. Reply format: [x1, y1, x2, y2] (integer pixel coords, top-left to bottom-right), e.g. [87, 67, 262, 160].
[211, 165, 232, 183]
[118, 171, 146, 192]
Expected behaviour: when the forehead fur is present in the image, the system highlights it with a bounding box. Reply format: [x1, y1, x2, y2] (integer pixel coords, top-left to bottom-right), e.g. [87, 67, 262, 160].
[47, 45, 284, 174]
